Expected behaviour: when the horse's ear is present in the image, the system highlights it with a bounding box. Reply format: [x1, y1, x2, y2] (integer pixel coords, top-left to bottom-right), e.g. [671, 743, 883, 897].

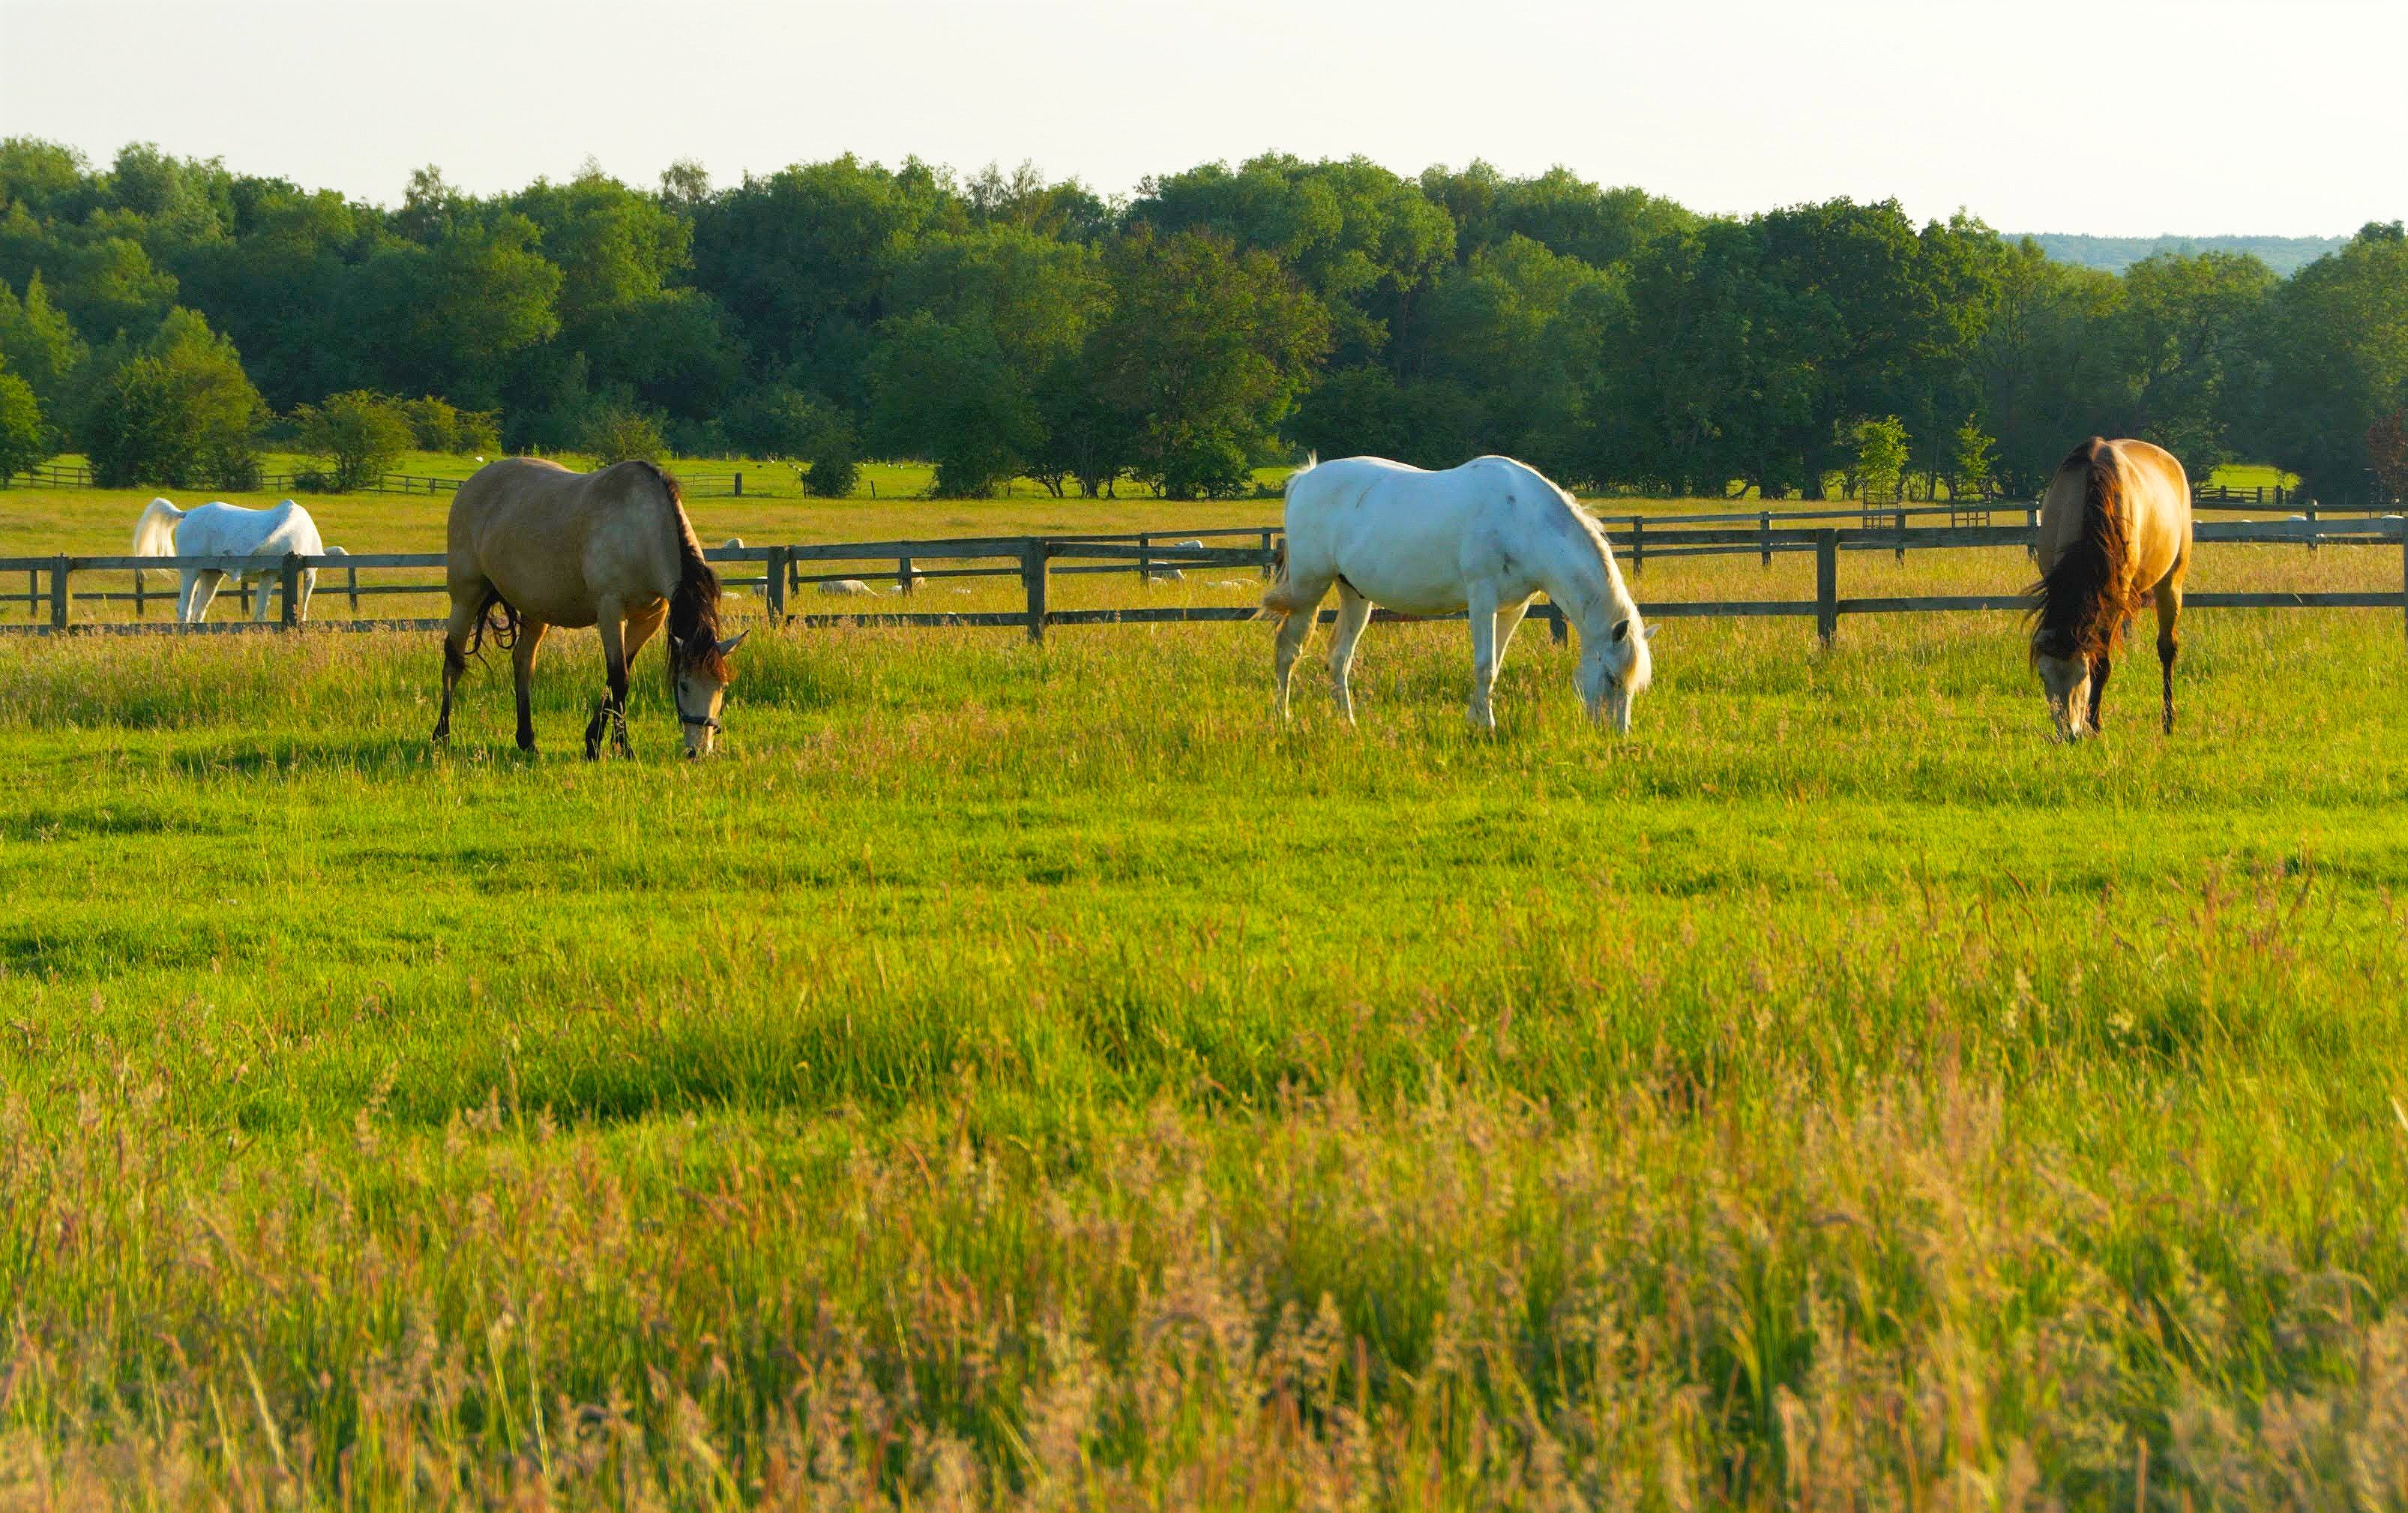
[1611, 619, 1630, 643]
[1643, 625, 1656, 641]
[716, 630, 750, 658]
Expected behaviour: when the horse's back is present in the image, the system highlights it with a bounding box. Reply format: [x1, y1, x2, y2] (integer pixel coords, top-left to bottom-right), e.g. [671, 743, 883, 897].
[2120, 440, 2191, 586]
[1292, 454, 1572, 541]
[448, 458, 678, 626]
[1284, 454, 1580, 613]
[2040, 439, 2190, 585]
[178, 499, 322, 559]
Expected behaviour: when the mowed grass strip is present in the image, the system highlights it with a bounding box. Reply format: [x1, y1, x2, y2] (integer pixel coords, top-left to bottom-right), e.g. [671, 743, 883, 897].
[2, 541, 2407, 1506]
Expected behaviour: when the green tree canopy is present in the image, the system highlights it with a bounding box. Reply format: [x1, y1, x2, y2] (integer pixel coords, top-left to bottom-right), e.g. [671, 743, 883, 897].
[292, 390, 415, 490]
[1086, 229, 1330, 499]
[79, 307, 264, 487]
[0, 271, 85, 409]
[2107, 250, 2275, 478]
[1131, 154, 1451, 362]
[0, 359, 49, 481]
[2246, 223, 2408, 501]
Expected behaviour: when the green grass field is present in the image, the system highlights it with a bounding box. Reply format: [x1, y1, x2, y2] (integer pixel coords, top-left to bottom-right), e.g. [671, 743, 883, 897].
[4, 485, 2407, 1508]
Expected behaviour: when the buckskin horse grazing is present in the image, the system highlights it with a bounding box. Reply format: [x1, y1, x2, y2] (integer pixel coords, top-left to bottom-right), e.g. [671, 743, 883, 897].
[2029, 437, 2192, 741]
[433, 459, 746, 758]
[1264, 454, 1653, 732]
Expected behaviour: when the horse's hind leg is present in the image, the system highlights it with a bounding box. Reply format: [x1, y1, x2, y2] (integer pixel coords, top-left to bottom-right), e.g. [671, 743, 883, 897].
[2154, 577, 2183, 734]
[433, 589, 481, 744]
[1327, 582, 1373, 724]
[181, 569, 222, 625]
[1271, 576, 1332, 721]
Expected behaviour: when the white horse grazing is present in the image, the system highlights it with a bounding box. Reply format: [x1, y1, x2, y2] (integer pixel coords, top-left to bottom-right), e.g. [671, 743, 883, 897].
[1263, 454, 1654, 731]
[131, 498, 345, 623]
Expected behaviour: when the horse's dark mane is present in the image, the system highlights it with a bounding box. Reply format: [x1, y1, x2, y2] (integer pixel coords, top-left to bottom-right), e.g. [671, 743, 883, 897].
[629, 460, 728, 681]
[2030, 437, 2132, 661]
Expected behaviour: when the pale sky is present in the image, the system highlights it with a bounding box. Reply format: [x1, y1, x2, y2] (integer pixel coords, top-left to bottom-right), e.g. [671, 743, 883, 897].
[2, 0, 2401, 236]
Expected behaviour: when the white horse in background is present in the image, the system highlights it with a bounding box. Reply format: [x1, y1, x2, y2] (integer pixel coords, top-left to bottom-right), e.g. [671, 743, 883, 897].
[131, 498, 345, 623]
[1263, 454, 1655, 732]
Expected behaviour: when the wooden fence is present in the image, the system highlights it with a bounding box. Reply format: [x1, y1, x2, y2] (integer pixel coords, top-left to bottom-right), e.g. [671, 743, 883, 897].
[6, 517, 2406, 646]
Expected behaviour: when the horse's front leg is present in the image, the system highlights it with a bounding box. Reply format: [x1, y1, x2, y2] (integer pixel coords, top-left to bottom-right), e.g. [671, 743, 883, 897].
[2087, 654, 2113, 735]
[512, 620, 550, 753]
[1466, 583, 1502, 730]
[589, 611, 633, 759]
[1493, 595, 1534, 667]
[250, 575, 274, 625]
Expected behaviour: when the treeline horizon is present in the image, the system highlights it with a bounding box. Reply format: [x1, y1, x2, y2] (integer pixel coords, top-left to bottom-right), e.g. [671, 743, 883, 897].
[1, 139, 2404, 502]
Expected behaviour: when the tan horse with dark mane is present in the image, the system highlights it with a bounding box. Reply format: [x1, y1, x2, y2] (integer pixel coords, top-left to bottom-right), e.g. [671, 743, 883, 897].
[433, 459, 747, 758]
[2029, 437, 2192, 741]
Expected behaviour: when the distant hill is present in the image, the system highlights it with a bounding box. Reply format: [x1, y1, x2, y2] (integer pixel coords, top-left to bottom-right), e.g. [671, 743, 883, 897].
[2017, 234, 2346, 276]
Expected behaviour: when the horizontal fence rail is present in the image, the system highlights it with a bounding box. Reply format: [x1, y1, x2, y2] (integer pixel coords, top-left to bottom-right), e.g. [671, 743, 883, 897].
[7, 518, 2407, 647]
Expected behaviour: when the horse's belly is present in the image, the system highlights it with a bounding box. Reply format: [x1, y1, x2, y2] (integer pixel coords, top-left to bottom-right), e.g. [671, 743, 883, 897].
[1337, 566, 1468, 616]
[498, 584, 599, 628]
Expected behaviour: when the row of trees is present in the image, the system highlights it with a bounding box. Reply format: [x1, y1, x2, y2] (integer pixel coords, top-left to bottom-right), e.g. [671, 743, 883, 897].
[4, 139, 2405, 500]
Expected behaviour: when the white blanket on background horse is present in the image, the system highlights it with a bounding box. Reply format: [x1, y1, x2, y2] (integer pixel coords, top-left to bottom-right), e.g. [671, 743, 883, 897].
[1263, 454, 1654, 731]
[130, 498, 344, 623]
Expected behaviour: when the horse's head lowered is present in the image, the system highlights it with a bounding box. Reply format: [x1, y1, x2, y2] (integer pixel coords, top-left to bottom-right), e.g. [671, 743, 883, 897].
[2031, 624, 2098, 742]
[1577, 611, 1655, 734]
[670, 628, 747, 757]
[1574, 522, 1655, 734]
[2031, 439, 2131, 742]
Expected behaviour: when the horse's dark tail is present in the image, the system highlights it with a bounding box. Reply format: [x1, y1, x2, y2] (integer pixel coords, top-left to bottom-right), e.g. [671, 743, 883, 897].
[467, 584, 520, 657]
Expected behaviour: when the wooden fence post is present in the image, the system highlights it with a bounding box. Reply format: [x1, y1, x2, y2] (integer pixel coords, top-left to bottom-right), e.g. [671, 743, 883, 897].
[238, 579, 252, 616]
[2306, 499, 2319, 553]
[2025, 506, 2039, 562]
[897, 554, 916, 595]
[25, 568, 36, 622]
[134, 565, 146, 619]
[279, 555, 300, 628]
[346, 565, 359, 616]
[1894, 505, 1906, 563]
[1138, 533, 1152, 585]
[1814, 530, 1837, 648]
[1548, 600, 1568, 645]
[50, 556, 68, 631]
[734, 472, 744, 498]
[1759, 511, 1772, 568]
[1021, 541, 1049, 642]
[1631, 516, 1644, 574]
[764, 546, 786, 622]
[2399, 517, 2407, 647]
[1259, 529, 1274, 580]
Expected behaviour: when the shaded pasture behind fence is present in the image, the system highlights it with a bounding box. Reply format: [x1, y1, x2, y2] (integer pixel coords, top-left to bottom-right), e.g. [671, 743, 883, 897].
[6, 506, 2407, 647]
